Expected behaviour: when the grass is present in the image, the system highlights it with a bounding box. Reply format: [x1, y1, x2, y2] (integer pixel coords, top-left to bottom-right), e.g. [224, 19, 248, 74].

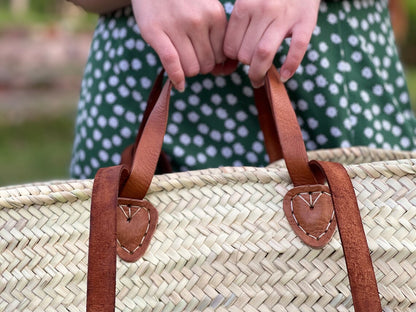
[406, 67, 416, 111]
[0, 114, 75, 187]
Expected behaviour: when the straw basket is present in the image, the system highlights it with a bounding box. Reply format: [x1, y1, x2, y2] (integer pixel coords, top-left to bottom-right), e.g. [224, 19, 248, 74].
[2, 67, 416, 311]
[1, 147, 416, 311]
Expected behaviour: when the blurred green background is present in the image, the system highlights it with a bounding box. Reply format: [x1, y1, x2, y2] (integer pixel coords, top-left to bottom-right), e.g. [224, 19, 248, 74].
[0, 0, 416, 186]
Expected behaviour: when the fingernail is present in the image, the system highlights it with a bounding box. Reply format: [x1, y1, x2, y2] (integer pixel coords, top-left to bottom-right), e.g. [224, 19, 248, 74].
[280, 69, 291, 83]
[175, 81, 185, 93]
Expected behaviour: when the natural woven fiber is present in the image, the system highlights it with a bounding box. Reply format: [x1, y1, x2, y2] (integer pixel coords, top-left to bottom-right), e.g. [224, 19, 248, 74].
[1, 147, 416, 311]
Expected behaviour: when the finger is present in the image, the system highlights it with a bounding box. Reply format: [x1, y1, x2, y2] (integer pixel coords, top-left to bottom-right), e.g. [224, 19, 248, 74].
[209, 4, 227, 64]
[168, 31, 200, 78]
[279, 26, 313, 82]
[223, 7, 250, 60]
[147, 31, 186, 92]
[249, 23, 285, 88]
[237, 18, 273, 65]
[190, 28, 216, 75]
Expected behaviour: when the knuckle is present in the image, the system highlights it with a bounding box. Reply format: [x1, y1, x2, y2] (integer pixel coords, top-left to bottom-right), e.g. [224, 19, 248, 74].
[255, 43, 274, 60]
[184, 63, 200, 77]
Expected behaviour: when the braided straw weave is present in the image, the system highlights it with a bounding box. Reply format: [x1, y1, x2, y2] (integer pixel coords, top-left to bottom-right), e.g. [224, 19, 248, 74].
[1, 147, 416, 311]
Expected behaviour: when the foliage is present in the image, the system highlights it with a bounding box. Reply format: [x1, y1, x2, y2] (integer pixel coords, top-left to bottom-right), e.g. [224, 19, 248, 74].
[0, 115, 75, 186]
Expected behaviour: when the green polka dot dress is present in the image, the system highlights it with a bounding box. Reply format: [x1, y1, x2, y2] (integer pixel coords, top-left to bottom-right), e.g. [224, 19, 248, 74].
[70, 0, 416, 179]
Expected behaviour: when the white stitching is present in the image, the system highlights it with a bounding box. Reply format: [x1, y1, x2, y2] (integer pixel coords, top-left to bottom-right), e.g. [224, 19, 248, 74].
[117, 205, 151, 254]
[290, 191, 334, 241]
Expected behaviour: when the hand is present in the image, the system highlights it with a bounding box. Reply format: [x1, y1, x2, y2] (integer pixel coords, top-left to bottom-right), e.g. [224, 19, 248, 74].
[224, 0, 321, 87]
[132, 0, 228, 92]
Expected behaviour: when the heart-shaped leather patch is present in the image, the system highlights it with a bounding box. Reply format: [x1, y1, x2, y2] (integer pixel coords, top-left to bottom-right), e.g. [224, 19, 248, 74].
[283, 184, 336, 248]
[117, 198, 158, 262]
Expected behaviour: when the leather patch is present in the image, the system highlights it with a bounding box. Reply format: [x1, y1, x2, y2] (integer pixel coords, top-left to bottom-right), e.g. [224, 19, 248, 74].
[283, 185, 336, 248]
[116, 198, 158, 262]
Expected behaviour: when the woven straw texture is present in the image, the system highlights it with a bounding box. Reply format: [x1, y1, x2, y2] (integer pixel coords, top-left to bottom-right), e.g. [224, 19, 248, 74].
[1, 147, 416, 311]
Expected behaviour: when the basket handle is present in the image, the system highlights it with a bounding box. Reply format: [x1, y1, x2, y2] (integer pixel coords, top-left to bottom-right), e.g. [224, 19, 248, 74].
[119, 66, 319, 199]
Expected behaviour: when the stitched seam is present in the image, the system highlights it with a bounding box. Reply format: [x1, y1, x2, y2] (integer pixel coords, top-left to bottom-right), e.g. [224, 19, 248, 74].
[290, 191, 334, 241]
[117, 205, 151, 254]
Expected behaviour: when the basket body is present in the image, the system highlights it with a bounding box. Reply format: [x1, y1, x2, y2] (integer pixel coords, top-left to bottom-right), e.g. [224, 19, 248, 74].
[1, 147, 416, 311]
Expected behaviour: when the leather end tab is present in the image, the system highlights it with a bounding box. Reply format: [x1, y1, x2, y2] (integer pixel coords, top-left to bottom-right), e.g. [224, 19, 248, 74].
[116, 198, 158, 262]
[283, 185, 336, 248]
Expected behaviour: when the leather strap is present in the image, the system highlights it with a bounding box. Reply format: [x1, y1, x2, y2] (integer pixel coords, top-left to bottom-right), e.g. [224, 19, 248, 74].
[310, 160, 382, 312]
[120, 80, 173, 199]
[120, 66, 318, 197]
[87, 165, 129, 312]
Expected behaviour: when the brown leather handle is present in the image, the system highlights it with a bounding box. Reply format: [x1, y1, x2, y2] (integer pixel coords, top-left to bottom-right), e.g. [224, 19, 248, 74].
[120, 66, 318, 198]
[310, 160, 382, 312]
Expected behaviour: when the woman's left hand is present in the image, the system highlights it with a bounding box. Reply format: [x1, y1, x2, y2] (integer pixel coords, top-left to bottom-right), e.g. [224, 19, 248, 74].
[223, 0, 321, 87]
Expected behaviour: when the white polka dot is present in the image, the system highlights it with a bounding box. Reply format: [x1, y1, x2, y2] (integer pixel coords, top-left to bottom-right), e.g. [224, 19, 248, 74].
[118, 85, 130, 97]
[86, 139, 94, 150]
[146, 53, 157, 66]
[316, 134, 328, 145]
[236, 111, 248, 122]
[140, 77, 151, 88]
[246, 152, 258, 163]
[167, 123, 178, 135]
[351, 51, 363, 63]
[93, 129, 102, 141]
[99, 150, 109, 162]
[252, 141, 263, 154]
[215, 76, 226, 87]
[210, 130, 222, 142]
[191, 82, 202, 93]
[211, 94, 222, 105]
[221, 147, 233, 159]
[187, 111, 200, 123]
[188, 95, 200, 106]
[326, 107, 337, 118]
[330, 127, 342, 137]
[233, 143, 245, 155]
[307, 118, 319, 129]
[306, 141, 317, 150]
[198, 124, 209, 134]
[314, 94, 326, 107]
[132, 59, 142, 70]
[224, 132, 235, 143]
[197, 153, 207, 164]
[97, 116, 107, 128]
[226, 94, 238, 105]
[340, 140, 351, 148]
[298, 100, 308, 111]
[113, 105, 124, 116]
[193, 135, 204, 147]
[202, 78, 214, 89]
[99, 81, 107, 92]
[173, 146, 185, 157]
[112, 135, 122, 146]
[135, 40, 145, 51]
[111, 153, 121, 164]
[237, 126, 249, 137]
[315, 75, 328, 88]
[175, 100, 186, 111]
[216, 108, 228, 119]
[206, 145, 217, 157]
[102, 138, 112, 149]
[106, 92, 116, 104]
[120, 127, 132, 138]
[180, 133, 191, 145]
[225, 118, 236, 130]
[172, 112, 183, 123]
[125, 38, 135, 49]
[91, 158, 100, 168]
[125, 111, 137, 123]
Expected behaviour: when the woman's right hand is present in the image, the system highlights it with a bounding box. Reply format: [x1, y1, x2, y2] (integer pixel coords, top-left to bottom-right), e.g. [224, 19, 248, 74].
[132, 0, 228, 92]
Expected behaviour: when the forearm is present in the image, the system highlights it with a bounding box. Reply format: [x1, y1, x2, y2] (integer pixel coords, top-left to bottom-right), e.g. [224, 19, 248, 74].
[68, 0, 131, 14]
